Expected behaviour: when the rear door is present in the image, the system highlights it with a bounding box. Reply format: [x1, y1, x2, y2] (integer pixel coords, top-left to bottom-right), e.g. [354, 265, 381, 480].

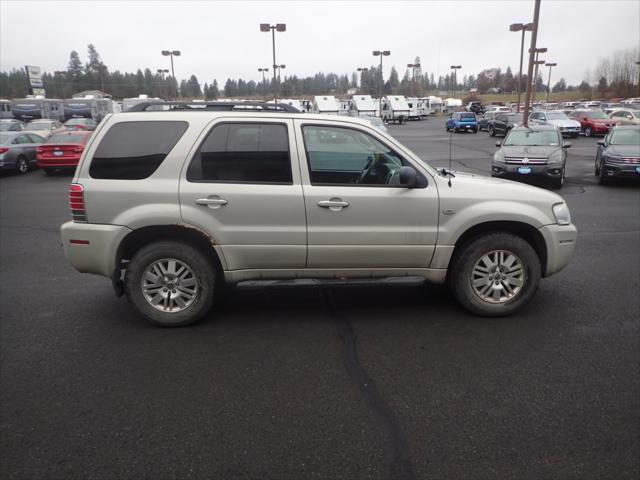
[293, 120, 439, 269]
[179, 118, 306, 271]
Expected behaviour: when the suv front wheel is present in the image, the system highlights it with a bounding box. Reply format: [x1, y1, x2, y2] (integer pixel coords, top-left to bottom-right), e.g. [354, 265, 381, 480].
[449, 233, 541, 316]
[125, 241, 217, 327]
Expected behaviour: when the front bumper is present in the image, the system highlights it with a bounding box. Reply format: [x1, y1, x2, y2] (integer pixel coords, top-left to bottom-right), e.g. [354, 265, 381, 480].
[558, 126, 581, 135]
[491, 162, 564, 181]
[601, 160, 640, 179]
[538, 223, 578, 277]
[61, 221, 132, 277]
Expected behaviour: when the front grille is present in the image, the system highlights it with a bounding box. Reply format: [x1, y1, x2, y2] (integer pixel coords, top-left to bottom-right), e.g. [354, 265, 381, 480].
[505, 157, 548, 165]
[609, 156, 640, 165]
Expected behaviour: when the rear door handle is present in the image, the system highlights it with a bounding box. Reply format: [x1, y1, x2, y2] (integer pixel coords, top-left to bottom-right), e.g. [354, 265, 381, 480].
[318, 198, 349, 211]
[196, 196, 228, 209]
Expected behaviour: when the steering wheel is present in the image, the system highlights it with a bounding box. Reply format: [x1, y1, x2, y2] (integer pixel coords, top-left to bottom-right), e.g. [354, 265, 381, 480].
[356, 155, 376, 184]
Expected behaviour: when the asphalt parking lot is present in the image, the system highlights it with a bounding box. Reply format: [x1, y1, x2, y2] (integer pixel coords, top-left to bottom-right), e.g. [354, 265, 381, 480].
[1, 118, 638, 480]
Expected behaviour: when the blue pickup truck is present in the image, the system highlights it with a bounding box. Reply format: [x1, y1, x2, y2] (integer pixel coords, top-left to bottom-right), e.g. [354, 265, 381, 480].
[446, 112, 478, 133]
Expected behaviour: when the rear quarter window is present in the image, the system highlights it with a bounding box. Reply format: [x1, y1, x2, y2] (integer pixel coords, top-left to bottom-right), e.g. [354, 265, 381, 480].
[89, 121, 188, 180]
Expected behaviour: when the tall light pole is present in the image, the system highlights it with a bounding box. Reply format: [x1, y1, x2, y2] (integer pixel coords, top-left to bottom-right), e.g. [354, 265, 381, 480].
[523, 0, 541, 127]
[450, 65, 462, 98]
[407, 62, 421, 96]
[260, 23, 286, 105]
[357, 67, 368, 92]
[510, 22, 533, 112]
[54, 70, 68, 99]
[161, 50, 181, 100]
[532, 47, 547, 100]
[276, 64, 286, 97]
[157, 68, 169, 99]
[545, 62, 557, 102]
[373, 50, 390, 118]
[258, 68, 269, 101]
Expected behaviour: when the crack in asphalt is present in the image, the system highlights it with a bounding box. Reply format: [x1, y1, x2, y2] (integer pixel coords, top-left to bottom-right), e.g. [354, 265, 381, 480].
[320, 288, 416, 480]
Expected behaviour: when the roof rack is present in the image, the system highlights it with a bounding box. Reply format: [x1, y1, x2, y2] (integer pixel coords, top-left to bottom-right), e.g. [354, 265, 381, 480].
[125, 101, 300, 113]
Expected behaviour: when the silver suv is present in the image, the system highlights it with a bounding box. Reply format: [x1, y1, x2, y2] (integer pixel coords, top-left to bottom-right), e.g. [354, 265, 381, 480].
[61, 102, 577, 326]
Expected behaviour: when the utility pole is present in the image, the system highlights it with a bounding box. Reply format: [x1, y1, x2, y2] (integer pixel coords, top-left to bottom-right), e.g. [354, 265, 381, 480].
[522, 0, 541, 127]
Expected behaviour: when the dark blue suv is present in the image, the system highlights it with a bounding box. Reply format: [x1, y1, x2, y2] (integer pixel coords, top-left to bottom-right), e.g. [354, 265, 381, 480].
[446, 112, 478, 133]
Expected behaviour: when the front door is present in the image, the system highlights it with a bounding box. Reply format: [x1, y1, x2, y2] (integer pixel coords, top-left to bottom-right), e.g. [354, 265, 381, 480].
[293, 120, 440, 269]
[180, 118, 306, 271]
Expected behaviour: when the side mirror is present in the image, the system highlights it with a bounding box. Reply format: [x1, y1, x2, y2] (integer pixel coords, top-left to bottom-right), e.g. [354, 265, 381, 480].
[495, 141, 502, 147]
[398, 166, 418, 188]
[563, 142, 572, 148]
[597, 140, 605, 146]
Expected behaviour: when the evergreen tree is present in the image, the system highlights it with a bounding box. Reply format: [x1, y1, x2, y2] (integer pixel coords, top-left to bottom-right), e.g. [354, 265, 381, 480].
[210, 79, 220, 99]
[188, 75, 202, 97]
[552, 78, 567, 92]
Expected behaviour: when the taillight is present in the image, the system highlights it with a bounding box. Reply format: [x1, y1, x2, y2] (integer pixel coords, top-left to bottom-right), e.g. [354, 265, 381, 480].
[73, 146, 84, 153]
[0, 147, 8, 154]
[69, 183, 87, 222]
[36, 147, 44, 154]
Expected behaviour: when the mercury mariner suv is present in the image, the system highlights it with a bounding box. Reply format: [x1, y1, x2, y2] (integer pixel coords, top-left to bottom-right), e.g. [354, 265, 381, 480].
[61, 101, 577, 326]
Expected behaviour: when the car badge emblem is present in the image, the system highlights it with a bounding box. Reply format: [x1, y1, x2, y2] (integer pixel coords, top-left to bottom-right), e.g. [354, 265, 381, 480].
[522, 157, 529, 164]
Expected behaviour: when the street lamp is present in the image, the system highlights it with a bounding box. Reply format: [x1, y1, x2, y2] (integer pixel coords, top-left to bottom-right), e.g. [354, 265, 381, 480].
[544, 62, 557, 102]
[157, 69, 169, 99]
[275, 64, 286, 96]
[260, 23, 286, 104]
[532, 47, 547, 99]
[407, 63, 421, 96]
[54, 70, 68, 99]
[509, 22, 533, 112]
[373, 50, 390, 118]
[450, 65, 462, 98]
[258, 68, 269, 101]
[161, 50, 181, 100]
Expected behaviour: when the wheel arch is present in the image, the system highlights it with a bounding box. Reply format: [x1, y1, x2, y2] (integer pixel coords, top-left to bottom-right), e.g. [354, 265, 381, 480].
[449, 220, 548, 275]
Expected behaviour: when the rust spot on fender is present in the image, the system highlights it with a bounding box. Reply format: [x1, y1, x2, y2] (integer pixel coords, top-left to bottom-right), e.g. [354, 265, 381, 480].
[176, 222, 218, 246]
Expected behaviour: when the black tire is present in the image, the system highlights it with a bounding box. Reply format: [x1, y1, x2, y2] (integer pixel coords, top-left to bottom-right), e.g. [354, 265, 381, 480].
[594, 158, 600, 176]
[472, 128, 478, 134]
[598, 163, 611, 185]
[445, 124, 449, 132]
[551, 168, 565, 189]
[125, 241, 218, 327]
[449, 233, 541, 317]
[488, 125, 496, 137]
[584, 126, 592, 137]
[15, 156, 28, 174]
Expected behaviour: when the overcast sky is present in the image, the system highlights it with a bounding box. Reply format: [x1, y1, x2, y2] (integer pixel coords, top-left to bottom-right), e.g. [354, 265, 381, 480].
[1, 0, 639, 88]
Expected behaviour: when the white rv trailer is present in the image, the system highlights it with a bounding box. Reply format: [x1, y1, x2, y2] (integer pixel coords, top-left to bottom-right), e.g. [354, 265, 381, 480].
[405, 97, 424, 120]
[381, 95, 410, 124]
[349, 95, 378, 117]
[11, 98, 64, 122]
[0, 99, 12, 119]
[63, 97, 114, 122]
[428, 96, 444, 114]
[444, 98, 463, 113]
[268, 99, 304, 112]
[338, 99, 351, 116]
[312, 95, 340, 115]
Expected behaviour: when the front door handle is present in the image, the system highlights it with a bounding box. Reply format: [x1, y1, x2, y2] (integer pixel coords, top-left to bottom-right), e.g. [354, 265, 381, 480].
[196, 196, 228, 209]
[318, 198, 349, 211]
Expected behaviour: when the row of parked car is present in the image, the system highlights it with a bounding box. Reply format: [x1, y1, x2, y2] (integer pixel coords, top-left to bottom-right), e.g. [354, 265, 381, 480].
[0, 118, 95, 174]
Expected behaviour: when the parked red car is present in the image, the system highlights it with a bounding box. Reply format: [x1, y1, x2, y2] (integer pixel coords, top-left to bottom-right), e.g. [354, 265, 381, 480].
[36, 131, 92, 174]
[569, 110, 620, 137]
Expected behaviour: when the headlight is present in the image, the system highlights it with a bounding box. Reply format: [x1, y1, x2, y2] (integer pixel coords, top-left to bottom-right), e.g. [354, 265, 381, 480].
[548, 153, 564, 164]
[493, 151, 505, 163]
[552, 202, 571, 225]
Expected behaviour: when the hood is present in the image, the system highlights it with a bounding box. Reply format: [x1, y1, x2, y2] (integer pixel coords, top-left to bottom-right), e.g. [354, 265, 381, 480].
[500, 145, 561, 157]
[547, 119, 581, 128]
[606, 144, 640, 157]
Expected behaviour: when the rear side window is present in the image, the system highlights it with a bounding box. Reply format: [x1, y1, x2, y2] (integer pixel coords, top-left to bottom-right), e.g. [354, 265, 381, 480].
[187, 123, 291, 184]
[89, 121, 187, 180]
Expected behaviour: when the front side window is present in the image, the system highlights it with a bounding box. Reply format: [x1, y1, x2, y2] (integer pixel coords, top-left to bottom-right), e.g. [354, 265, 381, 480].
[187, 123, 291, 184]
[90, 121, 187, 180]
[302, 125, 418, 186]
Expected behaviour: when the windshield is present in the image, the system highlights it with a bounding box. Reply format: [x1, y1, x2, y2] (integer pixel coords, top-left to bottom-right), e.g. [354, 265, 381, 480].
[586, 111, 609, 119]
[504, 130, 560, 146]
[546, 112, 569, 120]
[25, 123, 49, 131]
[0, 123, 16, 131]
[610, 129, 640, 145]
[46, 133, 88, 144]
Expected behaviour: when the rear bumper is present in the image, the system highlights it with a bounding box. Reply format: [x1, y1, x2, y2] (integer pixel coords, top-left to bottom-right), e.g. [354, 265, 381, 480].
[538, 223, 577, 277]
[37, 155, 81, 168]
[61, 221, 132, 277]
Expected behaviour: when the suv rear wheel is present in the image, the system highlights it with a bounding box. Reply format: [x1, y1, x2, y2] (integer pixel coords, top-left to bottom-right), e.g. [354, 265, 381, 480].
[125, 241, 217, 327]
[449, 233, 541, 316]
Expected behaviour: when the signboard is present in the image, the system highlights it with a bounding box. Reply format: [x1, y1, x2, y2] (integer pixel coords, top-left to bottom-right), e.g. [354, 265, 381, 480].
[25, 65, 45, 96]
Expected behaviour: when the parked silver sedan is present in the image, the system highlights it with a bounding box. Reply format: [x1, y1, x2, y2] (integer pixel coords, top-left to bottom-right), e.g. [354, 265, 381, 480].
[0, 132, 46, 173]
[24, 119, 66, 139]
[0, 119, 27, 132]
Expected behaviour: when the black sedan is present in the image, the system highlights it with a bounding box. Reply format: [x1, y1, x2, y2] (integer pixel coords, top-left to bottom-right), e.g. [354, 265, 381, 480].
[488, 113, 524, 137]
[595, 126, 640, 185]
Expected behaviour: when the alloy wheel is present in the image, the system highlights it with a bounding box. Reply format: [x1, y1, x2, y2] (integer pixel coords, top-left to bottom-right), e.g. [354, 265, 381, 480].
[141, 258, 199, 313]
[470, 250, 525, 304]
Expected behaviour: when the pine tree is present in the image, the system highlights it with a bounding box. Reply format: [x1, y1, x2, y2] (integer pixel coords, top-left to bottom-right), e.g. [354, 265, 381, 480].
[188, 75, 202, 97]
[210, 79, 220, 99]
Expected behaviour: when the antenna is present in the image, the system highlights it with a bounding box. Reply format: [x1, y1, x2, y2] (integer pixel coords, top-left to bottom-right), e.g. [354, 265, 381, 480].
[448, 129, 453, 187]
